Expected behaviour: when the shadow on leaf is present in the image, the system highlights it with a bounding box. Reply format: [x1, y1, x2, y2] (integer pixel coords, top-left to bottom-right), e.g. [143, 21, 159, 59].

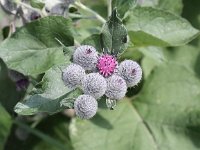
[90, 113, 113, 130]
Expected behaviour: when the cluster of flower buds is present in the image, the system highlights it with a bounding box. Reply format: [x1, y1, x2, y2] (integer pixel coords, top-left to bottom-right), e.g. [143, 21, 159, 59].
[62, 45, 142, 119]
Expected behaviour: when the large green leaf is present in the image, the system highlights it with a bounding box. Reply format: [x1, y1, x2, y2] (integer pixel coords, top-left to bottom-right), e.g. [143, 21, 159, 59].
[69, 45, 200, 150]
[138, 0, 183, 15]
[101, 9, 128, 54]
[126, 7, 199, 47]
[140, 46, 166, 78]
[0, 16, 74, 75]
[0, 105, 12, 150]
[70, 100, 159, 150]
[14, 64, 82, 115]
[0, 58, 25, 114]
[157, 0, 183, 15]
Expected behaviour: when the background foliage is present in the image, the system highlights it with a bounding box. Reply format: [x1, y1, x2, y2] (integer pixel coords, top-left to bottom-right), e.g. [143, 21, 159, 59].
[0, 0, 200, 150]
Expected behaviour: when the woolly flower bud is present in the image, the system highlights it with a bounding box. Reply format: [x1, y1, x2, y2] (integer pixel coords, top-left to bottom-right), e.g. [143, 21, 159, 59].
[105, 75, 127, 100]
[73, 45, 98, 70]
[62, 64, 85, 89]
[74, 95, 98, 119]
[82, 73, 107, 99]
[118, 60, 142, 87]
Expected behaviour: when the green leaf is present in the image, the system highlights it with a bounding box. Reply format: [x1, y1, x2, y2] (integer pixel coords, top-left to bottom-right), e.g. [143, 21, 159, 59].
[0, 105, 12, 149]
[0, 16, 74, 75]
[81, 34, 103, 52]
[30, 0, 45, 9]
[157, 0, 183, 15]
[112, 0, 137, 17]
[182, 0, 200, 46]
[29, 114, 73, 150]
[126, 7, 199, 47]
[0, 58, 25, 114]
[14, 65, 82, 115]
[70, 100, 159, 150]
[101, 9, 128, 55]
[138, 0, 183, 15]
[70, 45, 200, 150]
[140, 46, 166, 78]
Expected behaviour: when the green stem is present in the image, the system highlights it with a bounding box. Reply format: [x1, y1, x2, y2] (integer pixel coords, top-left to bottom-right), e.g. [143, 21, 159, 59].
[74, 1, 106, 24]
[108, 0, 112, 17]
[14, 0, 44, 17]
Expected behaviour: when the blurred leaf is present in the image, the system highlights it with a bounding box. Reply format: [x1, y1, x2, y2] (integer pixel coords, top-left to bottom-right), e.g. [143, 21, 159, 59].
[70, 45, 200, 150]
[157, 0, 183, 15]
[14, 119, 67, 150]
[0, 58, 25, 114]
[119, 45, 143, 61]
[182, 0, 200, 46]
[101, 9, 128, 54]
[126, 7, 199, 47]
[14, 65, 82, 115]
[70, 100, 159, 150]
[0, 105, 12, 149]
[164, 45, 200, 75]
[137, 0, 157, 7]
[112, 0, 137, 17]
[138, 0, 183, 15]
[81, 34, 103, 52]
[0, 16, 74, 75]
[81, 0, 107, 18]
[140, 46, 166, 78]
[132, 46, 200, 150]
[30, 0, 45, 9]
[30, 114, 73, 150]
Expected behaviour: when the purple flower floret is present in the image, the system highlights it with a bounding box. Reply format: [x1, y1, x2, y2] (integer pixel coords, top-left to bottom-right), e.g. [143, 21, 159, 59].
[97, 54, 118, 77]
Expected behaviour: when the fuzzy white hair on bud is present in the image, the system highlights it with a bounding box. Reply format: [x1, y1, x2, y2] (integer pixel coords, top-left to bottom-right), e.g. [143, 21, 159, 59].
[118, 60, 142, 87]
[73, 45, 98, 71]
[82, 73, 107, 99]
[105, 75, 127, 100]
[62, 64, 85, 89]
[74, 94, 98, 119]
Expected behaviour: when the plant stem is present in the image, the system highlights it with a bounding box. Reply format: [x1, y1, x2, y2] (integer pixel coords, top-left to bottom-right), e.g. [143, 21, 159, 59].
[74, 1, 106, 24]
[108, 0, 112, 17]
[14, 0, 44, 17]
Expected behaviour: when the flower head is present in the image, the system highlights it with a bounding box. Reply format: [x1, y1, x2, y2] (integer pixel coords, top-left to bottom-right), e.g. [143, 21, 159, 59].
[74, 94, 98, 119]
[118, 60, 142, 87]
[62, 45, 143, 118]
[82, 73, 107, 99]
[97, 54, 117, 77]
[73, 45, 98, 71]
[105, 75, 127, 100]
[62, 64, 85, 89]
